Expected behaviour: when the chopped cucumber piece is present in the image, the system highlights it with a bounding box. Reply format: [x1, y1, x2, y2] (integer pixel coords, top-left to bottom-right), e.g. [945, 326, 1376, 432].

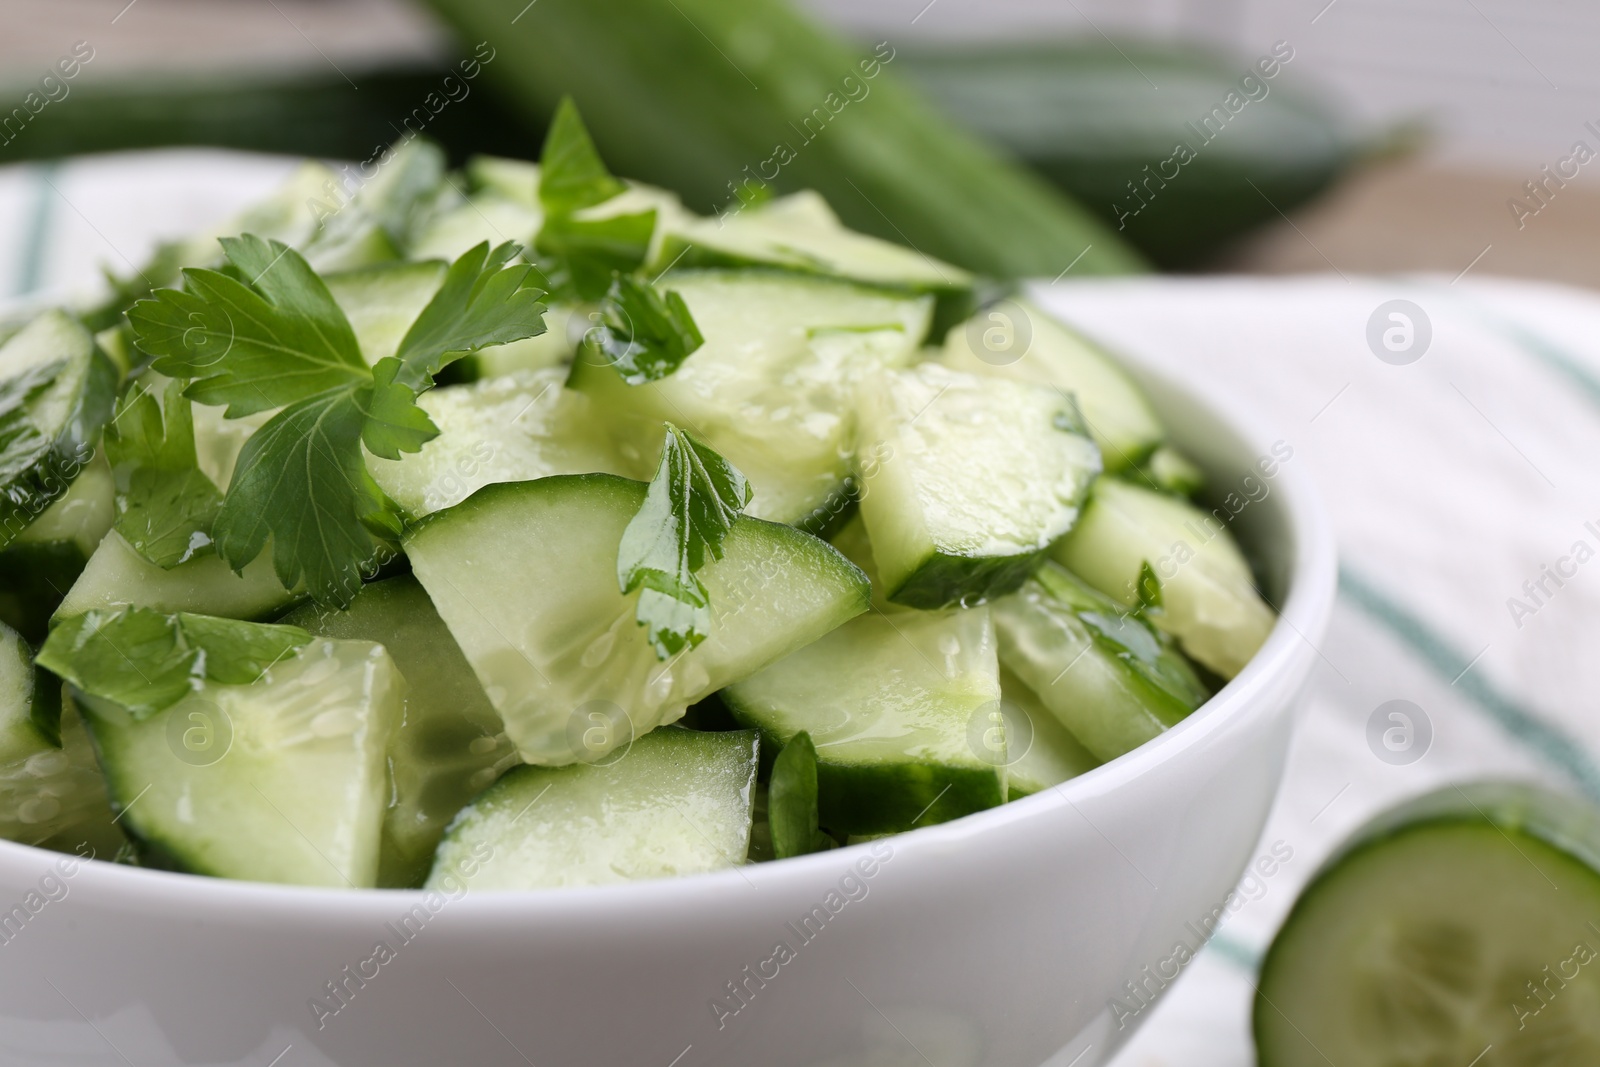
[1139, 445, 1205, 497]
[77, 636, 402, 887]
[724, 606, 1005, 834]
[989, 561, 1207, 762]
[942, 299, 1162, 470]
[368, 368, 630, 520]
[469, 304, 586, 379]
[998, 665, 1099, 799]
[654, 191, 973, 306]
[0, 454, 114, 642]
[566, 269, 930, 526]
[404, 474, 869, 765]
[410, 193, 543, 263]
[426, 726, 758, 890]
[0, 311, 119, 553]
[0, 626, 115, 845]
[279, 576, 519, 888]
[466, 156, 540, 207]
[190, 404, 270, 490]
[324, 260, 447, 365]
[1054, 477, 1274, 678]
[1257, 785, 1600, 1066]
[54, 530, 300, 622]
[856, 363, 1100, 609]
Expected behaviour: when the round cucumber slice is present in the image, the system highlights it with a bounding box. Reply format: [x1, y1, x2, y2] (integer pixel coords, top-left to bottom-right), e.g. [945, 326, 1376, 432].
[1256, 784, 1600, 1066]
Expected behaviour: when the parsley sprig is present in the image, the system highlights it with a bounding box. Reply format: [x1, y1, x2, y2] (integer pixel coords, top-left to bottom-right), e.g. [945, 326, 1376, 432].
[129, 236, 547, 607]
[534, 98, 657, 301]
[616, 424, 752, 659]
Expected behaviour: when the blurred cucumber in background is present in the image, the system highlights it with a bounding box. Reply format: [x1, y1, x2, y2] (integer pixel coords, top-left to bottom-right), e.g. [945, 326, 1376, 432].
[893, 41, 1375, 269]
[0, 0, 1382, 273]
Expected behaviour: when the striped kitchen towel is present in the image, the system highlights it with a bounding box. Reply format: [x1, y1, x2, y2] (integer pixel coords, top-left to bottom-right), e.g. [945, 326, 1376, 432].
[5, 151, 1600, 1067]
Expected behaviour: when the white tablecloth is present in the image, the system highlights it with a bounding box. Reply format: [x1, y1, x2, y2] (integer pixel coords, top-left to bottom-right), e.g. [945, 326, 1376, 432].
[7, 151, 1600, 1067]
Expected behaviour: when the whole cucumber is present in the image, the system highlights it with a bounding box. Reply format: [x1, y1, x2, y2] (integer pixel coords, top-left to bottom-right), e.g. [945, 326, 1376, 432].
[894, 41, 1360, 267]
[419, 0, 1146, 279]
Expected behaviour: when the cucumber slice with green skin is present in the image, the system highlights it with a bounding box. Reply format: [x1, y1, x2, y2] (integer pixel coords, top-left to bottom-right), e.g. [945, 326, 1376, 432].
[989, 561, 1207, 762]
[855, 363, 1101, 609]
[653, 191, 974, 313]
[941, 299, 1162, 471]
[723, 604, 1005, 834]
[1053, 477, 1275, 679]
[426, 726, 759, 891]
[0, 626, 116, 846]
[324, 260, 447, 365]
[54, 530, 301, 623]
[566, 269, 930, 526]
[410, 193, 543, 263]
[998, 666, 1099, 799]
[77, 637, 403, 887]
[279, 576, 519, 889]
[0, 455, 114, 643]
[404, 474, 869, 766]
[1256, 784, 1600, 1066]
[0, 311, 119, 554]
[368, 368, 630, 520]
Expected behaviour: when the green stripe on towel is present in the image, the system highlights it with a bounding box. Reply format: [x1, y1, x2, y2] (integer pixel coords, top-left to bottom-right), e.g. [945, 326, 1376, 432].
[1340, 567, 1600, 801]
[13, 162, 57, 298]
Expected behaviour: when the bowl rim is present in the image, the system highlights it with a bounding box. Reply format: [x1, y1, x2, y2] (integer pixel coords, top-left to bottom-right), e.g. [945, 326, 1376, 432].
[0, 309, 1338, 921]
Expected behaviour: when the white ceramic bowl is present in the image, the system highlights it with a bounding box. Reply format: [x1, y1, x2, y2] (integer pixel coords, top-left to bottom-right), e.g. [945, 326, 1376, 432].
[0, 306, 1335, 1067]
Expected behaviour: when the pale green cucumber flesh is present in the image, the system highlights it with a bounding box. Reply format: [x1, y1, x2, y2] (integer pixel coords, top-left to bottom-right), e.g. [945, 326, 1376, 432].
[469, 304, 585, 380]
[279, 576, 518, 889]
[1257, 815, 1600, 1066]
[998, 665, 1099, 799]
[404, 474, 869, 766]
[410, 193, 543, 263]
[724, 606, 1004, 834]
[1054, 476, 1275, 679]
[566, 269, 930, 525]
[54, 530, 301, 623]
[426, 726, 758, 891]
[942, 299, 1162, 470]
[856, 363, 1100, 609]
[990, 563, 1206, 762]
[465, 156, 540, 207]
[80, 637, 402, 887]
[368, 368, 630, 520]
[0, 689, 117, 848]
[0, 628, 114, 847]
[655, 190, 973, 299]
[324, 260, 447, 365]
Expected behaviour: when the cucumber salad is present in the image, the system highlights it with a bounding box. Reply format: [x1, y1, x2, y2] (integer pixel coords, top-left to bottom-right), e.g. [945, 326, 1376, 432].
[0, 102, 1276, 890]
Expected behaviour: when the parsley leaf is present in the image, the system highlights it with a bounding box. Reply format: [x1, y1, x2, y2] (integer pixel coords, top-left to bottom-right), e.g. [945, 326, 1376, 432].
[0, 358, 61, 484]
[769, 731, 834, 858]
[361, 358, 439, 460]
[38, 607, 311, 721]
[212, 388, 401, 607]
[534, 98, 655, 301]
[591, 275, 704, 384]
[128, 238, 547, 609]
[128, 235, 367, 417]
[616, 424, 752, 659]
[390, 241, 548, 391]
[537, 97, 628, 216]
[103, 376, 224, 568]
